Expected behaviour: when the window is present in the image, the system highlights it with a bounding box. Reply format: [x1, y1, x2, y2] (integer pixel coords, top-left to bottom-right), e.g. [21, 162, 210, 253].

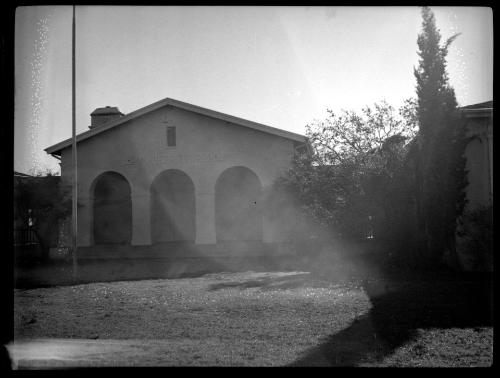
[167, 126, 176, 147]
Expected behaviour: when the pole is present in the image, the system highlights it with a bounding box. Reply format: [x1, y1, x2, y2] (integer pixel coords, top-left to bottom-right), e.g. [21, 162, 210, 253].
[72, 5, 78, 279]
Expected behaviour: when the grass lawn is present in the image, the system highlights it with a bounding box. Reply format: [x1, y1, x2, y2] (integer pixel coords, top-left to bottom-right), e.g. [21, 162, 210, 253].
[12, 271, 493, 367]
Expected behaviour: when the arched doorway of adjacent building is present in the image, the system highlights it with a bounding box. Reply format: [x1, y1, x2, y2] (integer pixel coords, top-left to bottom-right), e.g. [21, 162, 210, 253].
[215, 166, 262, 242]
[92, 171, 132, 245]
[150, 169, 196, 243]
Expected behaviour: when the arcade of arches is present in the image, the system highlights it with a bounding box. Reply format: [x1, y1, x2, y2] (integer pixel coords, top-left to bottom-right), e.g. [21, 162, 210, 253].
[91, 166, 263, 245]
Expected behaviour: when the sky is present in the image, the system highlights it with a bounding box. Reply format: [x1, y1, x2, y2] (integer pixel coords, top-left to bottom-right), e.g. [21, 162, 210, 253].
[14, 6, 493, 174]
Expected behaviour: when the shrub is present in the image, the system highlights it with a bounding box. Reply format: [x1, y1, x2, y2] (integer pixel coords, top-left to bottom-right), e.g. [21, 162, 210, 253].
[456, 206, 493, 271]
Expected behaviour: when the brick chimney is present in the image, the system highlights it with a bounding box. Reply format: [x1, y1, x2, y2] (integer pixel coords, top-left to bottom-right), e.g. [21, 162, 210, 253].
[89, 106, 124, 129]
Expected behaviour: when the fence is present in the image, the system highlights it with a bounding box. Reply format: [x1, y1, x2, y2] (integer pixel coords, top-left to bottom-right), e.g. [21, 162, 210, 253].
[14, 228, 40, 247]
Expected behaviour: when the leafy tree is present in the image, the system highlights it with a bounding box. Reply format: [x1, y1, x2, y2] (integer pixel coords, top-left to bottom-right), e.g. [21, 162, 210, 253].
[274, 100, 418, 245]
[306, 99, 418, 166]
[14, 170, 71, 261]
[413, 6, 468, 267]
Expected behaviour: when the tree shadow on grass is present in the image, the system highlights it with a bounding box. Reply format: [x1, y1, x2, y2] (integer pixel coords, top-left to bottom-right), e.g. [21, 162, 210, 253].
[289, 272, 493, 366]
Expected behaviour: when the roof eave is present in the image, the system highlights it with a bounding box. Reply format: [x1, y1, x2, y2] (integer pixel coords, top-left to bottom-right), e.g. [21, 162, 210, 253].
[461, 108, 493, 118]
[45, 97, 307, 155]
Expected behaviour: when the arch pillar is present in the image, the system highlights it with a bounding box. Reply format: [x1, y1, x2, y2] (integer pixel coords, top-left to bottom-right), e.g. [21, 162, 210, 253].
[77, 196, 92, 247]
[131, 190, 151, 246]
[195, 191, 216, 244]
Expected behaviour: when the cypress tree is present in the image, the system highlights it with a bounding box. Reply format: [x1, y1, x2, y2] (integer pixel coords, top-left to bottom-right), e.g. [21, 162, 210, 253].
[414, 6, 468, 267]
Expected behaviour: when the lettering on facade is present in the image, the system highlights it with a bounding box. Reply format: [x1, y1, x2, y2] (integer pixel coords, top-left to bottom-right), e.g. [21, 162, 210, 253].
[123, 152, 225, 169]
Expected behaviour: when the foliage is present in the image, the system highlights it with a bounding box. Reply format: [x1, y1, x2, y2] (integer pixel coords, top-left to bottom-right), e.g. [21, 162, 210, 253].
[14, 170, 71, 260]
[274, 100, 418, 243]
[273, 7, 475, 271]
[413, 6, 468, 265]
[414, 7, 460, 143]
[306, 99, 418, 166]
[28, 167, 60, 177]
[456, 206, 493, 271]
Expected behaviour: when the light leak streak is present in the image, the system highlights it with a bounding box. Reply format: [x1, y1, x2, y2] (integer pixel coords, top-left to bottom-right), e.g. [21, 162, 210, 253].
[446, 11, 469, 106]
[28, 13, 52, 174]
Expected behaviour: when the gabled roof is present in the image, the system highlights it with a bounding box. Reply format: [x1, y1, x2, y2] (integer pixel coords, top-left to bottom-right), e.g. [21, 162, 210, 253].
[45, 97, 308, 156]
[461, 101, 493, 110]
[460, 101, 493, 119]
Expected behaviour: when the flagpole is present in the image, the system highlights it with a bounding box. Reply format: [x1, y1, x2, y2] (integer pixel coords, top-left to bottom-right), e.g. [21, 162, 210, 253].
[72, 4, 78, 279]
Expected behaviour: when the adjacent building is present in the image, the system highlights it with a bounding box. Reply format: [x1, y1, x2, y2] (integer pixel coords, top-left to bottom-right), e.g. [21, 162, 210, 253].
[456, 101, 493, 271]
[461, 101, 493, 210]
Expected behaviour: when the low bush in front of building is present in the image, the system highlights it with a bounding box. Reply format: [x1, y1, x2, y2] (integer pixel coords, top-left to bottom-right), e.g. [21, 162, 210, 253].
[456, 206, 493, 272]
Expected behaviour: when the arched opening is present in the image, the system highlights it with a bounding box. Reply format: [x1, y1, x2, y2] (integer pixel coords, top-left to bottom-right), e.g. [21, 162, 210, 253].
[150, 169, 196, 243]
[92, 172, 132, 245]
[215, 166, 262, 242]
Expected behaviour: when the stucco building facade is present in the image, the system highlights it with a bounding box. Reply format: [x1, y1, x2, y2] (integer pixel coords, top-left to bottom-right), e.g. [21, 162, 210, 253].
[46, 98, 309, 259]
[461, 101, 493, 211]
[455, 101, 493, 271]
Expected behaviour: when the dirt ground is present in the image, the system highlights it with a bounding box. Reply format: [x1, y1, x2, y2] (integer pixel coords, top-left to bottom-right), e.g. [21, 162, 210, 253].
[11, 271, 493, 367]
